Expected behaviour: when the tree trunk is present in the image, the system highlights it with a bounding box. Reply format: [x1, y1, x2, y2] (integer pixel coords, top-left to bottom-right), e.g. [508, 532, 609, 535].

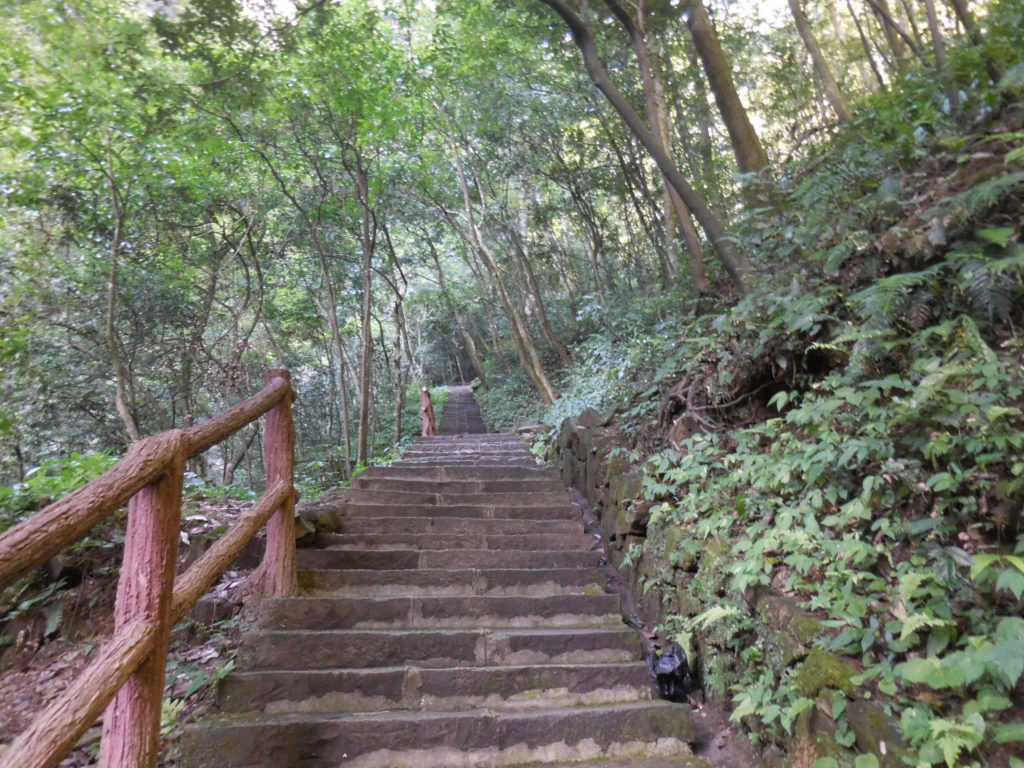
[223, 424, 258, 487]
[104, 169, 141, 444]
[539, 0, 749, 295]
[445, 131, 557, 405]
[923, 0, 958, 110]
[846, 0, 888, 88]
[945, 0, 1002, 83]
[865, 0, 910, 69]
[355, 164, 374, 467]
[683, 0, 768, 175]
[829, 2, 878, 92]
[788, 0, 853, 122]
[428, 243, 489, 388]
[863, 0, 929, 67]
[604, 0, 709, 293]
[508, 214, 571, 365]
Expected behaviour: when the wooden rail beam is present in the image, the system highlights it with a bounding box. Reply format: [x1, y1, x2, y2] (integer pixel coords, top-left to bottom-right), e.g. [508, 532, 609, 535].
[0, 370, 299, 768]
[0, 619, 157, 768]
[0, 432, 182, 590]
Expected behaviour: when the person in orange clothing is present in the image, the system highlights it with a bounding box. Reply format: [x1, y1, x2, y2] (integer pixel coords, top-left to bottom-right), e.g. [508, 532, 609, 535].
[420, 387, 436, 436]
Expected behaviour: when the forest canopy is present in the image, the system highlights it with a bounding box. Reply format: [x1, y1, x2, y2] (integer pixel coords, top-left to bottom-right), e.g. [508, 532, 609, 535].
[3, 1, 1024, 765]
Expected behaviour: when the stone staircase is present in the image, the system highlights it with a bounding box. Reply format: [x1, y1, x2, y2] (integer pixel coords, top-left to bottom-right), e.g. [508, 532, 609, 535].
[182, 387, 701, 768]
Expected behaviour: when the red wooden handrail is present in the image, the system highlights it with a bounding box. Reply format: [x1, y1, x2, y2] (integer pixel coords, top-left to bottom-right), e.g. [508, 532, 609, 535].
[0, 369, 298, 768]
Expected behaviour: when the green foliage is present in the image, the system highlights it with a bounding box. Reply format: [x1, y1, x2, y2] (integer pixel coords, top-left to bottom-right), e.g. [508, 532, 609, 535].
[0, 452, 118, 532]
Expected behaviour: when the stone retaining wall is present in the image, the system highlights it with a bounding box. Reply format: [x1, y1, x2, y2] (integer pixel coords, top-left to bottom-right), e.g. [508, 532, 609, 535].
[549, 409, 906, 768]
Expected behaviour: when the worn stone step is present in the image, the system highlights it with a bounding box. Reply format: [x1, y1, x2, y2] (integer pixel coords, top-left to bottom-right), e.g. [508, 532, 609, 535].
[337, 502, 579, 519]
[406, 437, 523, 446]
[241, 627, 643, 670]
[355, 465, 556, 482]
[218, 662, 653, 714]
[342, 488, 573, 506]
[297, 548, 601, 571]
[182, 700, 696, 768]
[401, 448, 530, 458]
[317, 532, 595, 551]
[398, 457, 538, 467]
[257, 594, 622, 630]
[298, 567, 608, 597]
[350, 477, 564, 493]
[332, 516, 581, 536]
[512, 759, 711, 768]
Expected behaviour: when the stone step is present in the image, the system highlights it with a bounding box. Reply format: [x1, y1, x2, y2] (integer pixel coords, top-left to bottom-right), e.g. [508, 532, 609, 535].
[398, 457, 538, 466]
[512, 759, 711, 768]
[317, 532, 595, 551]
[350, 477, 565, 493]
[257, 594, 622, 630]
[402, 445, 529, 454]
[336, 503, 580, 519]
[355, 465, 556, 481]
[298, 567, 608, 597]
[218, 662, 653, 714]
[296, 548, 601, 571]
[342, 488, 572, 506]
[182, 701, 696, 768]
[241, 627, 643, 670]
[332, 516, 581, 536]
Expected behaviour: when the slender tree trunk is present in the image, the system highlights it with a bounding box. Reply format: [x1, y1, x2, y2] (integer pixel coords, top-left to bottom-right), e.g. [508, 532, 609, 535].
[223, 424, 258, 486]
[427, 243, 488, 388]
[846, 0, 888, 88]
[355, 165, 374, 466]
[604, 0, 709, 293]
[539, 0, 749, 294]
[508, 219, 571, 365]
[829, 3, 877, 92]
[309, 287, 353, 478]
[445, 131, 557, 404]
[683, 0, 768, 175]
[863, 0, 929, 66]
[897, 0, 926, 53]
[104, 168, 141, 443]
[945, 0, 1002, 83]
[923, 0, 959, 110]
[788, 0, 853, 122]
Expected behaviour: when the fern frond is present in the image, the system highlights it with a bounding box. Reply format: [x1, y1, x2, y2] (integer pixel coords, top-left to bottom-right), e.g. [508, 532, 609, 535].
[958, 261, 1015, 324]
[939, 171, 1024, 229]
[849, 262, 948, 326]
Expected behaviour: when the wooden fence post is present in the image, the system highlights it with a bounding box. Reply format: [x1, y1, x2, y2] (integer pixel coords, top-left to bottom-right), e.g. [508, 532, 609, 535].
[255, 369, 297, 596]
[98, 432, 186, 768]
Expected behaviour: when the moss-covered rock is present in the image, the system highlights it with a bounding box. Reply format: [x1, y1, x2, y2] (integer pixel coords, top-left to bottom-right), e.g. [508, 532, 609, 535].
[794, 649, 858, 698]
[846, 700, 908, 768]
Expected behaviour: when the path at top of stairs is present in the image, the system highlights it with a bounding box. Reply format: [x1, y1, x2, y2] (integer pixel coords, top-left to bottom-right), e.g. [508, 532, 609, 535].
[182, 386, 703, 768]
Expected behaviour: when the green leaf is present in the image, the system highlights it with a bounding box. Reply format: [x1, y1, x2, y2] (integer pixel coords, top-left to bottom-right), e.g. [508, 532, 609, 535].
[813, 759, 839, 768]
[969, 553, 1000, 581]
[768, 390, 790, 411]
[898, 657, 949, 686]
[900, 614, 953, 642]
[978, 227, 1015, 248]
[854, 755, 880, 768]
[878, 678, 897, 696]
[998, 61, 1024, 93]
[899, 571, 931, 603]
[986, 639, 1024, 688]
[996, 568, 1024, 600]
[43, 602, 63, 638]
[996, 616, 1024, 643]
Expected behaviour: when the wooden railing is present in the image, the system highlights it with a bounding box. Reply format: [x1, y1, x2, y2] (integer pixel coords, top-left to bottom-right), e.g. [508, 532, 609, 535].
[0, 369, 298, 768]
